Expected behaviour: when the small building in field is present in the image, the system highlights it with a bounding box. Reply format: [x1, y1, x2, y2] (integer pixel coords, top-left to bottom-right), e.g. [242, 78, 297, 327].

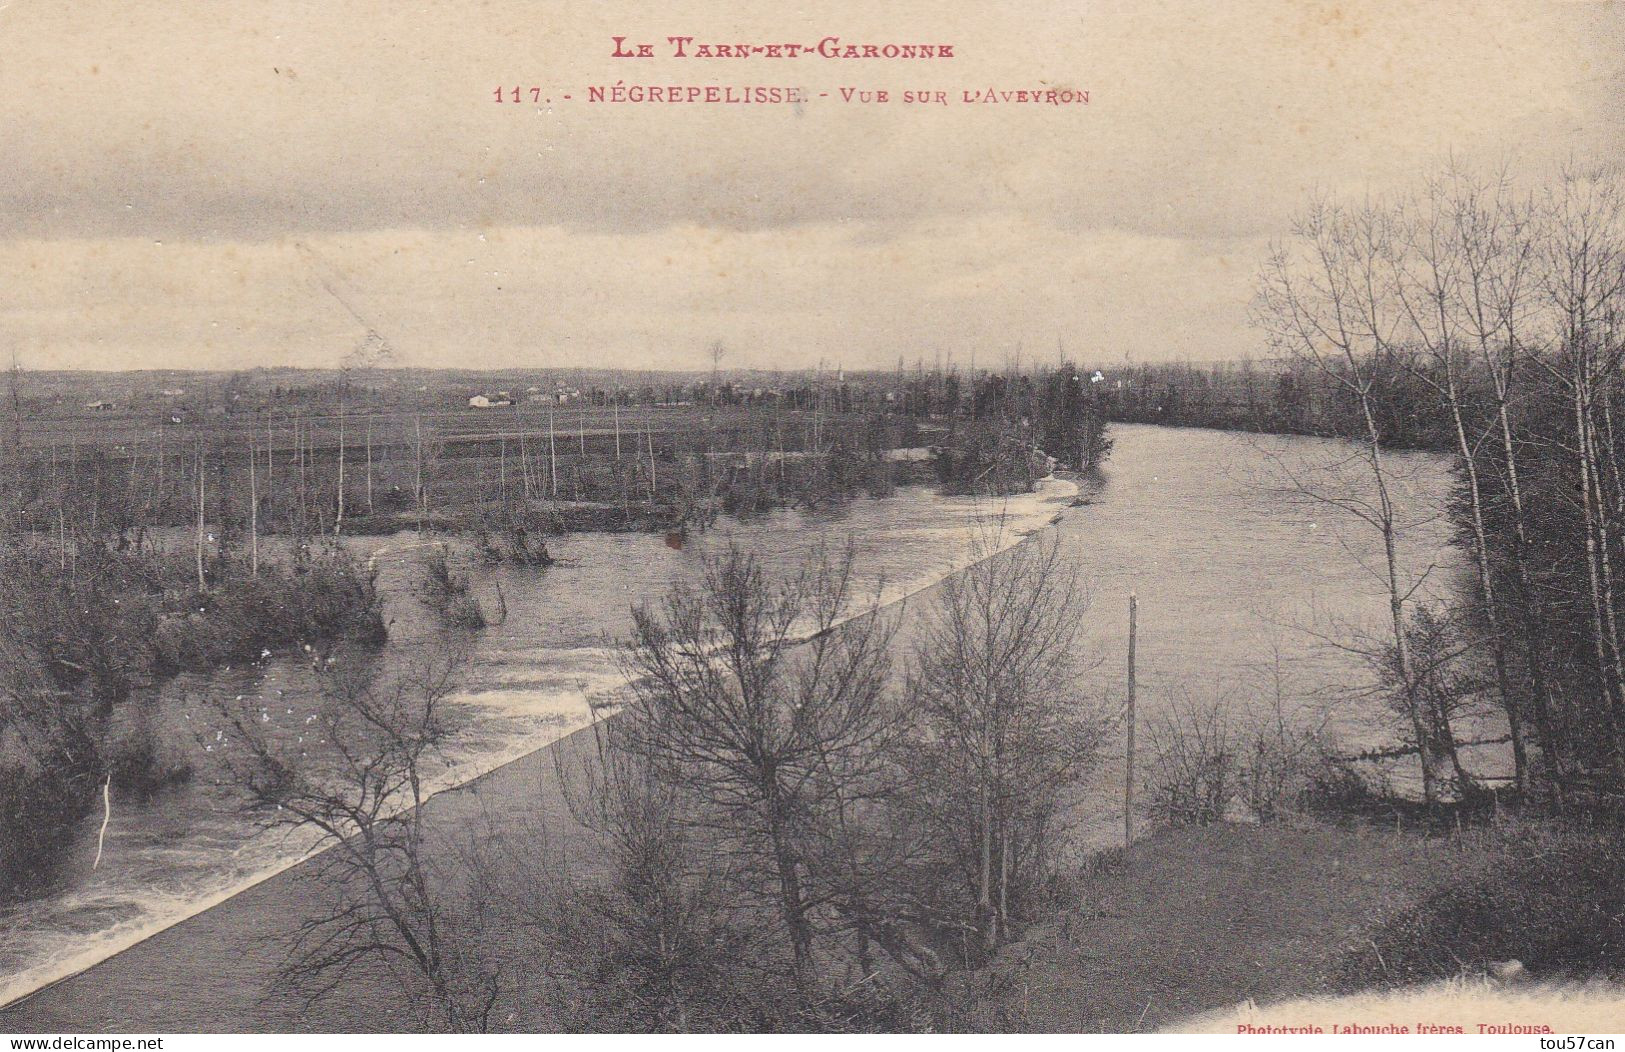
[469, 394, 512, 408]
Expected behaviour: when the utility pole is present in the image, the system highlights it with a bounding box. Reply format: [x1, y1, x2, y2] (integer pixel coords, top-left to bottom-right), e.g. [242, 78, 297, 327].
[334, 397, 346, 535]
[1125, 592, 1138, 846]
[194, 440, 207, 593]
[548, 401, 559, 498]
[248, 429, 259, 577]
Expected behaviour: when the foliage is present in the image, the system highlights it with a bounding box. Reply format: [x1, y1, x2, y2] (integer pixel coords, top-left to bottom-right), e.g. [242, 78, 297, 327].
[1143, 694, 1239, 827]
[0, 539, 384, 894]
[1333, 819, 1625, 988]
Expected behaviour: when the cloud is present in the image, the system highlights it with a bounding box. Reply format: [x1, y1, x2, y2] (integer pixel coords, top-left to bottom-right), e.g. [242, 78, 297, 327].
[0, 0, 1619, 369]
[0, 220, 1268, 371]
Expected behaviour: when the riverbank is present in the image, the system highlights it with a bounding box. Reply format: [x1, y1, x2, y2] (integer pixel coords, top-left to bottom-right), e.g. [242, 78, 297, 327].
[949, 813, 1625, 1033]
[943, 822, 1481, 1031]
[0, 544, 385, 894]
[0, 717, 610, 1031]
[0, 477, 1079, 1024]
[0, 418, 1470, 1028]
[15, 781, 1616, 1032]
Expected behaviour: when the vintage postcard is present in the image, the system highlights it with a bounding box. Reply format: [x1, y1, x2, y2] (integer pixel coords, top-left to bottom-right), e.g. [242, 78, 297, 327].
[1, 0, 1622, 1041]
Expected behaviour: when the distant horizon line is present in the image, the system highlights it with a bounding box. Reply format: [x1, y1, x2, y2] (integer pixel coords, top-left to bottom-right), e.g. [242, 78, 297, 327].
[11, 355, 1281, 378]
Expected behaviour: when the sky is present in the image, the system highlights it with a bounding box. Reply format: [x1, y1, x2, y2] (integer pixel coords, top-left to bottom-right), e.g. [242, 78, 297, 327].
[1, 0, 1621, 373]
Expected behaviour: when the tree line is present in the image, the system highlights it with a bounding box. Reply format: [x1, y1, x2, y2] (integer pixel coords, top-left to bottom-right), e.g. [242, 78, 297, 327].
[1142, 161, 1625, 805]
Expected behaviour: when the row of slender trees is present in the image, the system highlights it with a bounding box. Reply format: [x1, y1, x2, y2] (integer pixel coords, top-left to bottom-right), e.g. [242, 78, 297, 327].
[1242, 161, 1625, 803]
[1, 358, 1110, 550]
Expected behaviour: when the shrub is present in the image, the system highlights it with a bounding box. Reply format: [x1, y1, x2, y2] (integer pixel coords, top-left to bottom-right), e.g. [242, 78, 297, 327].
[1333, 820, 1625, 987]
[1, 541, 383, 899]
[441, 593, 487, 630]
[1300, 758, 1399, 820]
[151, 552, 385, 673]
[0, 691, 100, 890]
[106, 708, 193, 798]
[931, 424, 1042, 497]
[1238, 718, 1330, 823]
[1144, 695, 1238, 827]
[472, 523, 553, 567]
[418, 550, 487, 629]
[420, 550, 469, 603]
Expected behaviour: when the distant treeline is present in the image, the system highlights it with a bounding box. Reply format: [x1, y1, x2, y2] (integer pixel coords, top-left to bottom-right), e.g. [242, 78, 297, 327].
[1093, 356, 1462, 450]
[0, 363, 1110, 541]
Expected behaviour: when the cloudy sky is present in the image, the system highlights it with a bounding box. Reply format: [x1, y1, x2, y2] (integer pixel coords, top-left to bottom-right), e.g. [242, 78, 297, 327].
[2, 0, 1621, 373]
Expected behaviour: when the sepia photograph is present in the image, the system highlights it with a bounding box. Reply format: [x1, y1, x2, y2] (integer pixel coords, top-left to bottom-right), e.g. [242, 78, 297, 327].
[0, 0, 1623, 1040]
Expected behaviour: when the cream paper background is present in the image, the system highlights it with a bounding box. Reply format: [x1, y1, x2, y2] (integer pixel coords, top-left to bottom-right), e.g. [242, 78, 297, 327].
[1, 0, 1622, 1034]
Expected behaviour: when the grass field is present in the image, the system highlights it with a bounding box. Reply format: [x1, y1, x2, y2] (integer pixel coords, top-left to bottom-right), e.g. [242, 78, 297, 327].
[948, 822, 1484, 1032]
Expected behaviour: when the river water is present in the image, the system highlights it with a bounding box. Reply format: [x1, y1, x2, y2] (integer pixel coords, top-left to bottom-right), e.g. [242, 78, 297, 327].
[1054, 424, 1469, 846]
[0, 423, 1463, 1007]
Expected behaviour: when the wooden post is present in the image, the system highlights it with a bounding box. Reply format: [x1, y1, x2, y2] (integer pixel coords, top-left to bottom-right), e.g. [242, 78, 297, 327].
[335, 399, 346, 535]
[548, 401, 559, 498]
[195, 441, 207, 592]
[248, 430, 259, 577]
[1126, 592, 1138, 846]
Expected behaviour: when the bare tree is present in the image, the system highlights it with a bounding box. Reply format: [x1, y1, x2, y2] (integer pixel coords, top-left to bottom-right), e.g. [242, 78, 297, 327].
[1534, 163, 1625, 784]
[212, 644, 503, 1031]
[411, 411, 446, 533]
[540, 714, 757, 1030]
[248, 425, 259, 578]
[1143, 689, 1239, 827]
[193, 437, 207, 592]
[1254, 195, 1445, 805]
[1388, 168, 1528, 791]
[615, 542, 900, 993]
[900, 523, 1109, 950]
[1449, 166, 1567, 789]
[336, 330, 395, 535]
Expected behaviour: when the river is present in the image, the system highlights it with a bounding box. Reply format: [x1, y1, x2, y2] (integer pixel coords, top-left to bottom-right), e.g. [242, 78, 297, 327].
[0, 423, 1464, 1008]
[1055, 424, 1470, 846]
